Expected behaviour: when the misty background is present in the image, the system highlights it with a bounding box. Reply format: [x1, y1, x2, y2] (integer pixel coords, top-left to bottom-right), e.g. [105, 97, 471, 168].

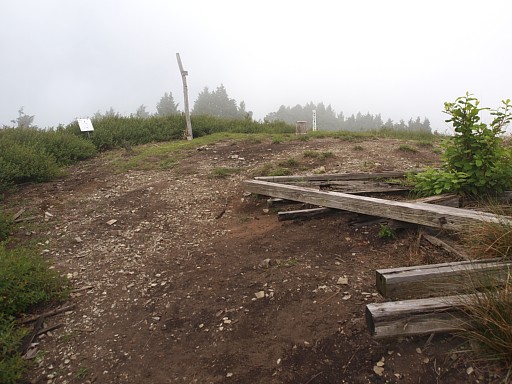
[1, 0, 511, 132]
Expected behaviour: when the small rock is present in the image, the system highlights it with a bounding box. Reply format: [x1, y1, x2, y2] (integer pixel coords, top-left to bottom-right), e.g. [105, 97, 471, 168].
[466, 366, 474, 375]
[74, 237, 83, 243]
[259, 259, 271, 268]
[415, 347, 422, 354]
[226, 372, 233, 378]
[373, 366, 385, 376]
[342, 294, 351, 300]
[106, 219, 117, 226]
[262, 208, 269, 214]
[254, 291, 265, 299]
[336, 277, 348, 285]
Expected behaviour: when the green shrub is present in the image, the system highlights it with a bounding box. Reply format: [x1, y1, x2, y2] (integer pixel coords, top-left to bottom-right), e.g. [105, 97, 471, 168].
[65, 115, 295, 151]
[378, 224, 395, 239]
[0, 244, 69, 317]
[0, 141, 60, 189]
[0, 314, 27, 384]
[0, 209, 12, 241]
[413, 93, 512, 196]
[0, 128, 97, 191]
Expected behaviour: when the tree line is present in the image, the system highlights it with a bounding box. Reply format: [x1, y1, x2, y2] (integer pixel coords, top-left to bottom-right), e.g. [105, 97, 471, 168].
[264, 102, 431, 133]
[6, 85, 430, 133]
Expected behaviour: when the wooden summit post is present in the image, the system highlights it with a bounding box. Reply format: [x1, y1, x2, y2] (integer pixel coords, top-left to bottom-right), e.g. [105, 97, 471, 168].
[176, 53, 193, 140]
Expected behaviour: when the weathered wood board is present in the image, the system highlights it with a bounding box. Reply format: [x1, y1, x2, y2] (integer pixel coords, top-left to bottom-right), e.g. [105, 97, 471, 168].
[254, 171, 410, 183]
[376, 259, 511, 300]
[277, 207, 337, 221]
[365, 295, 468, 338]
[243, 180, 512, 231]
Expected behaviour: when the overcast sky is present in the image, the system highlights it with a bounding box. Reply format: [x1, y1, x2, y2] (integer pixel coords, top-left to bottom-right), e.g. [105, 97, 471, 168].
[1, 0, 511, 132]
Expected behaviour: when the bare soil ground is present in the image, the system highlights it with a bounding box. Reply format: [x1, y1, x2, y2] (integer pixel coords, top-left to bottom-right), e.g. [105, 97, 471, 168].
[6, 136, 493, 383]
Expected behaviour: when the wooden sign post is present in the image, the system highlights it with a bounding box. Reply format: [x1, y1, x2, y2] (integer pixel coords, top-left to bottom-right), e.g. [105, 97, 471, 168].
[176, 53, 193, 140]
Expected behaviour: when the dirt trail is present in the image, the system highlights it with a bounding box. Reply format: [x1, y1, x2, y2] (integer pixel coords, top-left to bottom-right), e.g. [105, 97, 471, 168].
[6, 137, 486, 383]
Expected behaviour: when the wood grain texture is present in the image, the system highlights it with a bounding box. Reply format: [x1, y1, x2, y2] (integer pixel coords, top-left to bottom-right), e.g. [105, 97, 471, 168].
[243, 180, 512, 231]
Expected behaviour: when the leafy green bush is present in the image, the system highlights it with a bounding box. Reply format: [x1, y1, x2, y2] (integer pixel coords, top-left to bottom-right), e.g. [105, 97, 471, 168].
[0, 243, 68, 383]
[0, 128, 96, 165]
[0, 314, 27, 384]
[0, 140, 60, 189]
[0, 209, 12, 241]
[413, 93, 512, 196]
[0, 244, 69, 317]
[64, 115, 295, 151]
[0, 128, 97, 191]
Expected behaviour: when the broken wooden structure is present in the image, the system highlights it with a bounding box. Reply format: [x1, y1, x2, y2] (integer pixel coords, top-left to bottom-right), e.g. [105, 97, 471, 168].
[244, 179, 512, 231]
[243, 171, 512, 339]
[376, 259, 512, 300]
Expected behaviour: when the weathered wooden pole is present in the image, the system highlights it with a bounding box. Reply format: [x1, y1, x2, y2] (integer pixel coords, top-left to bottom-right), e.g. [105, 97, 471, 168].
[176, 53, 193, 140]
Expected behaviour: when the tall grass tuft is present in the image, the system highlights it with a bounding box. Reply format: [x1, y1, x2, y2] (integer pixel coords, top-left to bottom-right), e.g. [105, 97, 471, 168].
[458, 269, 512, 382]
[462, 204, 512, 260]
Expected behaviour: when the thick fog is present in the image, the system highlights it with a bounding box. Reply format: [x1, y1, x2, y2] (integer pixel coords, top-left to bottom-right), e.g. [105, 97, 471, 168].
[1, 0, 511, 132]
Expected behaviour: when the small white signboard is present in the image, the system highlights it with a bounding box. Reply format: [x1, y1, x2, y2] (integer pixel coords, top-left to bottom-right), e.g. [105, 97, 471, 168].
[77, 118, 94, 132]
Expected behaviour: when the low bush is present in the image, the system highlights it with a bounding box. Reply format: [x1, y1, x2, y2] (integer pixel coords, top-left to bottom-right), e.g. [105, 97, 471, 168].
[413, 94, 512, 196]
[0, 140, 60, 189]
[0, 209, 12, 241]
[0, 128, 97, 191]
[0, 314, 27, 384]
[0, 243, 69, 383]
[0, 244, 69, 317]
[64, 115, 295, 151]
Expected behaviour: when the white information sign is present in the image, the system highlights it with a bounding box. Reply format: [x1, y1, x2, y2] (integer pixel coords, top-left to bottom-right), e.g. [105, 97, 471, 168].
[77, 118, 94, 132]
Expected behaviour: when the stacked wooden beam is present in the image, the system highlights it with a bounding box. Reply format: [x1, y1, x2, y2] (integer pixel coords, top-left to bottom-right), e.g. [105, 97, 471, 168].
[366, 259, 512, 338]
[243, 172, 512, 338]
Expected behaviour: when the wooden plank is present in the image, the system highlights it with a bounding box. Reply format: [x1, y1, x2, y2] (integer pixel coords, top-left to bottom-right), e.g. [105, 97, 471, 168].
[277, 207, 337, 221]
[413, 194, 460, 208]
[318, 180, 411, 194]
[421, 233, 469, 261]
[365, 295, 467, 338]
[243, 180, 512, 231]
[254, 171, 410, 183]
[376, 259, 511, 299]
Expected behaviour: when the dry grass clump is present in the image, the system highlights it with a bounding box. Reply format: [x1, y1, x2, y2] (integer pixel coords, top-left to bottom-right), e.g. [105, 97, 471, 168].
[462, 203, 512, 260]
[458, 270, 512, 382]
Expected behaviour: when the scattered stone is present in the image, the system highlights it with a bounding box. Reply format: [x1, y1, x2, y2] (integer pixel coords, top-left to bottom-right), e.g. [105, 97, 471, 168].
[466, 366, 474, 375]
[416, 347, 422, 354]
[373, 366, 385, 376]
[106, 219, 117, 226]
[254, 291, 265, 299]
[336, 277, 348, 285]
[259, 259, 271, 268]
[342, 294, 351, 300]
[74, 237, 83, 243]
[262, 208, 269, 214]
[226, 372, 233, 378]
